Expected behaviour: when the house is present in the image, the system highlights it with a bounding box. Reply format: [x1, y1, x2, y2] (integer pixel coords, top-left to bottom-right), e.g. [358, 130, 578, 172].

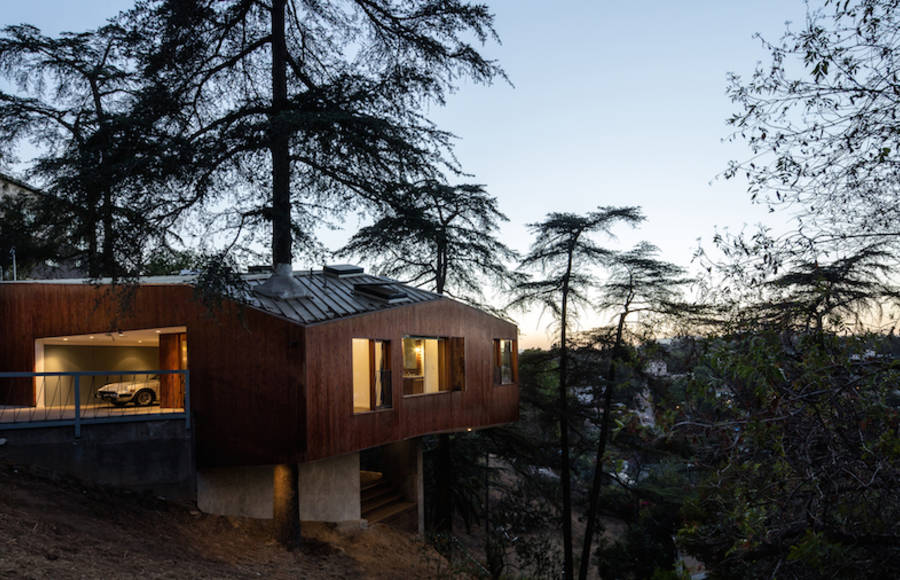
[0, 265, 519, 531]
[0, 172, 38, 199]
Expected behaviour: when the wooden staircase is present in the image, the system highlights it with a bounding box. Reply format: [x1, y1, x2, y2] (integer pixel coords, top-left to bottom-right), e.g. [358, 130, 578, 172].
[360, 472, 417, 530]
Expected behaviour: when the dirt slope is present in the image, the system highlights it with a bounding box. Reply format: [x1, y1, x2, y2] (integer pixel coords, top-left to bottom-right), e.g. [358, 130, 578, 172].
[0, 466, 454, 579]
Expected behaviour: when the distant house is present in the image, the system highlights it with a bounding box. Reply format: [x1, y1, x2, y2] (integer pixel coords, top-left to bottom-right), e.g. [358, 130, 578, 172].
[0, 266, 519, 530]
[0, 172, 39, 199]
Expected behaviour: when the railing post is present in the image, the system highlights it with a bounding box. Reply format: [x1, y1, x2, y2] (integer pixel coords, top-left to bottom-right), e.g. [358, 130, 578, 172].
[74, 374, 81, 438]
[183, 370, 191, 431]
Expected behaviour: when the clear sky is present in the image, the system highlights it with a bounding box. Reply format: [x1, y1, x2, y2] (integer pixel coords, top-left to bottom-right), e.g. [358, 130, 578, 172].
[3, 1, 812, 347]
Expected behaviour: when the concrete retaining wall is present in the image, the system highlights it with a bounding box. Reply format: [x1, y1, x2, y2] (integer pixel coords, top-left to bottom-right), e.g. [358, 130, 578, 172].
[0, 419, 195, 501]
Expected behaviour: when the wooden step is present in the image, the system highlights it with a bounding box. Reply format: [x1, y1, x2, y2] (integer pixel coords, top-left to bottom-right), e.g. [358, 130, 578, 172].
[361, 481, 392, 501]
[364, 500, 416, 525]
[362, 491, 404, 515]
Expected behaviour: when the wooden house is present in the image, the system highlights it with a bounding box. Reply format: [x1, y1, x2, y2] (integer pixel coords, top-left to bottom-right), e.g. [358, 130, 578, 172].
[0, 265, 519, 529]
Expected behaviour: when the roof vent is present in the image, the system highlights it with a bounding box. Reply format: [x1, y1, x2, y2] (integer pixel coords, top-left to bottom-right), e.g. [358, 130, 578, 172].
[354, 283, 408, 304]
[323, 264, 364, 278]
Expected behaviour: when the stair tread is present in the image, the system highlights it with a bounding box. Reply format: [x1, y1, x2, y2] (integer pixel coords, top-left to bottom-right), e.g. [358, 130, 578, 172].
[362, 492, 405, 514]
[361, 484, 394, 503]
[364, 500, 416, 524]
[360, 479, 389, 493]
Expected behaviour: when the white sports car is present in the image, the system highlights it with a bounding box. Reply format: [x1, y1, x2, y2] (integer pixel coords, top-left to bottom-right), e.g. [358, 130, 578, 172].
[96, 376, 160, 407]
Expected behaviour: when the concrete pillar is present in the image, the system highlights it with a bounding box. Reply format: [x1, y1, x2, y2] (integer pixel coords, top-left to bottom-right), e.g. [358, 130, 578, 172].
[196, 465, 274, 519]
[274, 463, 301, 549]
[382, 438, 424, 534]
[297, 452, 361, 523]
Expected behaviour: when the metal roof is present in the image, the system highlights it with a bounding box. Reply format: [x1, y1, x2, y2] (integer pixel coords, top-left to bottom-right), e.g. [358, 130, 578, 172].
[242, 270, 441, 325]
[2, 269, 442, 326]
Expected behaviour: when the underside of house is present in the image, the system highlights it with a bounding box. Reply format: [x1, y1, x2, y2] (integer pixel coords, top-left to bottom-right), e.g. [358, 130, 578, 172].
[0, 267, 519, 532]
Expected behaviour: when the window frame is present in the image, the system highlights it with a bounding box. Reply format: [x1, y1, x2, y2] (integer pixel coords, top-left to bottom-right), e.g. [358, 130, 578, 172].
[351, 338, 392, 414]
[401, 335, 465, 396]
[493, 338, 518, 385]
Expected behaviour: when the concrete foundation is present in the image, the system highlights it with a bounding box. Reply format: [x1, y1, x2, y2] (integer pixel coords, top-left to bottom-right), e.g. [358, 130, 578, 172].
[298, 452, 361, 522]
[197, 464, 273, 518]
[197, 452, 362, 524]
[0, 419, 195, 501]
[382, 438, 424, 534]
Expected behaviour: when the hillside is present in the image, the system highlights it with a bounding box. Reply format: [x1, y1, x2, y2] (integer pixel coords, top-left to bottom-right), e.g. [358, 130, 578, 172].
[0, 466, 454, 579]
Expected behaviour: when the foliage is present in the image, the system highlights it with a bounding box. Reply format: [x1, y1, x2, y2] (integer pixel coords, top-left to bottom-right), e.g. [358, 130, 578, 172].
[127, 0, 505, 267]
[578, 243, 693, 580]
[337, 179, 519, 307]
[0, 22, 190, 278]
[512, 206, 643, 580]
[676, 331, 900, 579]
[726, 0, 900, 251]
[0, 192, 70, 278]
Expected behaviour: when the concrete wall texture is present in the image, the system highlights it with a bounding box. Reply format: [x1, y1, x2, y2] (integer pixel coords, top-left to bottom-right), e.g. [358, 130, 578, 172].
[298, 452, 361, 522]
[0, 419, 194, 500]
[197, 452, 362, 523]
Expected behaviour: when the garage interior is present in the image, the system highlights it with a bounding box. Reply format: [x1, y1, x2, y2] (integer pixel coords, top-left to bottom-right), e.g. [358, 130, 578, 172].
[31, 326, 188, 415]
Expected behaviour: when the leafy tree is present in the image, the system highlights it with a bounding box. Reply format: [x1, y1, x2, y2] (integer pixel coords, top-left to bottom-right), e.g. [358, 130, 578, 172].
[676, 330, 900, 579]
[0, 185, 74, 279]
[511, 206, 644, 579]
[726, 0, 900, 250]
[129, 0, 504, 279]
[755, 245, 900, 335]
[338, 180, 519, 307]
[675, 242, 900, 578]
[578, 242, 693, 579]
[0, 23, 187, 279]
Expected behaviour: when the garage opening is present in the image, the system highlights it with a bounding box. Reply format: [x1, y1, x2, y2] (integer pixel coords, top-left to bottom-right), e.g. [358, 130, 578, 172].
[31, 326, 188, 415]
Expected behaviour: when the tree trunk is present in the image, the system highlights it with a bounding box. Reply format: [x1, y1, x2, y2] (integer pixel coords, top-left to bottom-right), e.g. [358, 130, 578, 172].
[559, 274, 574, 580]
[270, 0, 301, 551]
[578, 312, 627, 580]
[270, 0, 292, 267]
[273, 463, 301, 550]
[101, 186, 114, 277]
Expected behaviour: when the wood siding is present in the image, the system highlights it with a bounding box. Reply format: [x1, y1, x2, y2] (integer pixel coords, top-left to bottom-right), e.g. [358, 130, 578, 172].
[1, 284, 518, 467]
[0, 283, 305, 467]
[303, 299, 519, 461]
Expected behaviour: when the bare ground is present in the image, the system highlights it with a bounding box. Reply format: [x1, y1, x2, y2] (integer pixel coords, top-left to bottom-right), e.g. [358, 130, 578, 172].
[0, 466, 457, 579]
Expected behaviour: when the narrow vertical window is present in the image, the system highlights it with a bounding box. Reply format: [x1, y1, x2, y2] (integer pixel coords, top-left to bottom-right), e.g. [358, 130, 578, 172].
[353, 339, 391, 413]
[493, 339, 517, 385]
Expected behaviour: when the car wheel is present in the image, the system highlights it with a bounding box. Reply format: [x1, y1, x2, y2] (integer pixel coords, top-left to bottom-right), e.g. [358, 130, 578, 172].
[134, 389, 154, 407]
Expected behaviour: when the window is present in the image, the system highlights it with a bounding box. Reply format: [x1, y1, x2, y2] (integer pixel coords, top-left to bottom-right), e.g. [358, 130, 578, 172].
[352, 339, 391, 413]
[402, 336, 465, 395]
[493, 339, 517, 385]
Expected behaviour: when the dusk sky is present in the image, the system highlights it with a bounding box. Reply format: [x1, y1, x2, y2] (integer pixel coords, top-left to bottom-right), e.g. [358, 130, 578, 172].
[3, 1, 813, 347]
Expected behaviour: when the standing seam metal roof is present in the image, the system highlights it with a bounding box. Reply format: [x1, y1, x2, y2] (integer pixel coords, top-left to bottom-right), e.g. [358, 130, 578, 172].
[1, 269, 442, 326]
[241, 270, 441, 325]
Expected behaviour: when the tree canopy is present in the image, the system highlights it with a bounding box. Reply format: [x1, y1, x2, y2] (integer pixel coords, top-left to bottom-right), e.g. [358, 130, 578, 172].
[126, 0, 505, 270]
[726, 0, 900, 250]
[337, 179, 519, 305]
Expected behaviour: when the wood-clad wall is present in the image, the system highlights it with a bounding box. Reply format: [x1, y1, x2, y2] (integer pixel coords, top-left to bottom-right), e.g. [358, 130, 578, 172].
[0, 283, 305, 467]
[0, 284, 517, 467]
[303, 299, 519, 461]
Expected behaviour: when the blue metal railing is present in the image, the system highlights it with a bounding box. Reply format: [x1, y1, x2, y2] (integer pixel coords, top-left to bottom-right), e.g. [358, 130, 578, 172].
[0, 370, 190, 436]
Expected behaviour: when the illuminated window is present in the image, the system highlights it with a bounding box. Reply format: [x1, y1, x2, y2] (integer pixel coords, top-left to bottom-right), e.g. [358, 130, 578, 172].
[493, 339, 517, 385]
[402, 336, 465, 395]
[352, 339, 391, 413]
